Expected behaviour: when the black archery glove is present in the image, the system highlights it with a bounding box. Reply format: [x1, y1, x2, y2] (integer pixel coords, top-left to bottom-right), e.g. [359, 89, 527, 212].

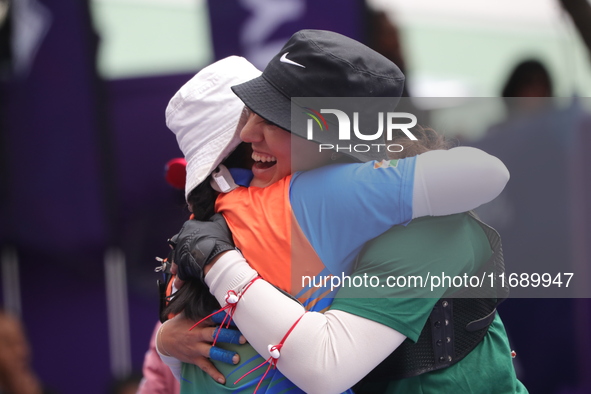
[169, 213, 235, 281]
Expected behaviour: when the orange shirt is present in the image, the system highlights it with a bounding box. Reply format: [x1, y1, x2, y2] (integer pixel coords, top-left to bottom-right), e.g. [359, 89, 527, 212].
[215, 175, 326, 304]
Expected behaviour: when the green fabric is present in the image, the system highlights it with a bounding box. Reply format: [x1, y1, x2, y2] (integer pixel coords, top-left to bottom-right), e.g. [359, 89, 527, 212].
[331, 213, 528, 393]
[332, 214, 491, 341]
[180, 342, 269, 393]
[356, 315, 527, 394]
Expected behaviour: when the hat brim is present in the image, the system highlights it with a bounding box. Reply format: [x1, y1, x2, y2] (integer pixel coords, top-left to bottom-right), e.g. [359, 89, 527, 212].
[184, 125, 242, 199]
[232, 75, 292, 132]
[232, 73, 386, 163]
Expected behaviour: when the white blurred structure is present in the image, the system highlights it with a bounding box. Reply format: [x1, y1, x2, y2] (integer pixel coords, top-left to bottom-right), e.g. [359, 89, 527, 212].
[368, 0, 588, 98]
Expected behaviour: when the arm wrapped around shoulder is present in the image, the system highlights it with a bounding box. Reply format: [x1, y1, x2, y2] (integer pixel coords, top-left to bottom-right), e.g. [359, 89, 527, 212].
[412, 147, 510, 218]
[205, 254, 407, 394]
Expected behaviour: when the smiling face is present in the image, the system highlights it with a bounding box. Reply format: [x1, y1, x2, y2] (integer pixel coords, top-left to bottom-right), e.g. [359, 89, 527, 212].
[239, 111, 334, 188]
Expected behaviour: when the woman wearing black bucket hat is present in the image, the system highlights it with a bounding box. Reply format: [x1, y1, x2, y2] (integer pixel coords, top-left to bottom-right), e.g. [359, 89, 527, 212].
[231, 29, 405, 163]
[161, 30, 525, 394]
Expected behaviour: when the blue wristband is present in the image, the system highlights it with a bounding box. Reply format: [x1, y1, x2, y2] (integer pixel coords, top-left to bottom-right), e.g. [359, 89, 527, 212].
[213, 327, 243, 345]
[209, 346, 237, 365]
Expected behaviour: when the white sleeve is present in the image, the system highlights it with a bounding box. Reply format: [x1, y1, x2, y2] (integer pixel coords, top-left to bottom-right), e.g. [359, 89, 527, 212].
[412, 146, 510, 218]
[155, 322, 183, 382]
[206, 252, 406, 394]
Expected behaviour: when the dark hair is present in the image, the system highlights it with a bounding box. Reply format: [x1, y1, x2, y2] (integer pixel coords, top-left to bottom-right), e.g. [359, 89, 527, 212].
[162, 275, 221, 321]
[501, 59, 553, 98]
[388, 125, 453, 160]
[162, 143, 253, 321]
[162, 178, 222, 320]
[187, 141, 253, 221]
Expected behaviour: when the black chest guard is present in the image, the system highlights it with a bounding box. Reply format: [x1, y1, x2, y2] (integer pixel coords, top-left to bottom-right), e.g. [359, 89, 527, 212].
[355, 213, 509, 391]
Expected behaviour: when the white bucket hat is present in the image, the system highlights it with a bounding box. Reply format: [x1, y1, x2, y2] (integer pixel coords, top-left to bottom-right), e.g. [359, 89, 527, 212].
[165, 56, 261, 200]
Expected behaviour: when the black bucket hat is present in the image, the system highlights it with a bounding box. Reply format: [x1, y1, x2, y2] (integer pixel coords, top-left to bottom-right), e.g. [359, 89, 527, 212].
[231, 29, 405, 162]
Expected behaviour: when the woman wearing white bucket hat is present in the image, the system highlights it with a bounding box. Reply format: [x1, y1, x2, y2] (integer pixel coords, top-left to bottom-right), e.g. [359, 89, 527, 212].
[158, 31, 521, 394]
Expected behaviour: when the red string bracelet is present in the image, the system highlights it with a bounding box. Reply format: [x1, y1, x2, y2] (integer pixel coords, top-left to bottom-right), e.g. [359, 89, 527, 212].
[234, 312, 307, 393]
[188, 276, 261, 346]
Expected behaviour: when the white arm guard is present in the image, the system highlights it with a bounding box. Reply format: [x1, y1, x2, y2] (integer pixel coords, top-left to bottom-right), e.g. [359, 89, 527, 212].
[206, 252, 406, 394]
[155, 322, 183, 382]
[412, 147, 509, 218]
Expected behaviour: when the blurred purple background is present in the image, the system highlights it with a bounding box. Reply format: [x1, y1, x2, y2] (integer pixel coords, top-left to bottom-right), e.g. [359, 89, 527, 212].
[0, 0, 590, 393]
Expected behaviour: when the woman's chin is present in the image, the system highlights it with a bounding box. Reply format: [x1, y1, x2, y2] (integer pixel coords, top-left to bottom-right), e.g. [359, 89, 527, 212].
[250, 162, 282, 188]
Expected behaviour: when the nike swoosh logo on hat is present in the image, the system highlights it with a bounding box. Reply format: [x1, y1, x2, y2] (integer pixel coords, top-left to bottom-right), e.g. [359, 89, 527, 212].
[280, 52, 305, 68]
